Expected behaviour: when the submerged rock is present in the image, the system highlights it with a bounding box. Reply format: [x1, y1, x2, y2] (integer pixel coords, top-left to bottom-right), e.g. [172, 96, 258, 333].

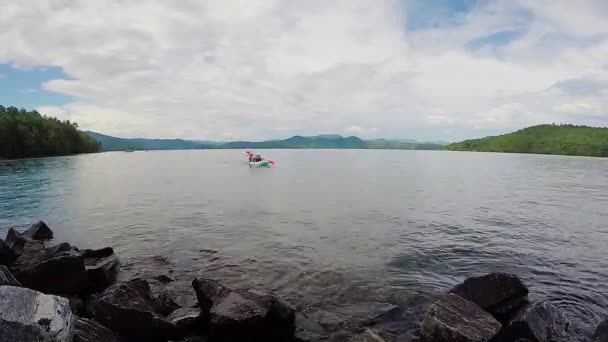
[192, 277, 296, 341]
[90, 278, 179, 341]
[449, 273, 529, 320]
[81, 247, 120, 291]
[157, 288, 181, 316]
[12, 240, 88, 295]
[595, 319, 608, 342]
[420, 294, 501, 342]
[0, 265, 21, 286]
[0, 285, 74, 341]
[0, 239, 16, 266]
[495, 301, 569, 342]
[74, 316, 128, 342]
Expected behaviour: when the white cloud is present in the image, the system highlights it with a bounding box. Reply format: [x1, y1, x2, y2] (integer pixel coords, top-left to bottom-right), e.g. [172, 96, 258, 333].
[1, 0, 607, 141]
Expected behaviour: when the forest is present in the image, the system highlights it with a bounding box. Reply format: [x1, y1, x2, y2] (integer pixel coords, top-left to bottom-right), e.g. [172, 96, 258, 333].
[0, 105, 100, 159]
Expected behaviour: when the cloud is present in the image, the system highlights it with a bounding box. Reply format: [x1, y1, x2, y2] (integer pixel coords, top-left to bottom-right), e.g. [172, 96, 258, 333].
[1, 0, 607, 141]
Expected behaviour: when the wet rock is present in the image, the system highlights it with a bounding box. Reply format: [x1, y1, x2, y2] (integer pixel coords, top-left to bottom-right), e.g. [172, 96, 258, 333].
[192, 278, 296, 341]
[157, 288, 181, 316]
[22, 221, 54, 240]
[154, 274, 175, 283]
[61, 294, 86, 317]
[295, 312, 329, 342]
[450, 273, 529, 320]
[0, 239, 16, 266]
[420, 294, 501, 342]
[0, 285, 74, 341]
[5, 228, 29, 256]
[81, 247, 120, 291]
[167, 307, 204, 334]
[12, 240, 88, 295]
[74, 316, 128, 342]
[0, 265, 21, 286]
[595, 319, 608, 342]
[495, 302, 568, 342]
[330, 329, 387, 342]
[90, 278, 180, 341]
[513, 339, 534, 342]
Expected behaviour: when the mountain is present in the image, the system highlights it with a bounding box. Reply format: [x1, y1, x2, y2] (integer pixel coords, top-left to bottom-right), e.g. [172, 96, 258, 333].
[445, 124, 608, 157]
[86, 131, 212, 151]
[220, 136, 444, 150]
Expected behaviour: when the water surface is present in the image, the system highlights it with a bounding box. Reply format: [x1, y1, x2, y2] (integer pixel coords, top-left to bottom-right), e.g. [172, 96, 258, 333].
[1, 150, 607, 335]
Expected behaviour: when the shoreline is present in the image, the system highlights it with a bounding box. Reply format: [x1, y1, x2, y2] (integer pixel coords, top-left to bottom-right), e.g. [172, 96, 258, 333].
[0, 221, 604, 341]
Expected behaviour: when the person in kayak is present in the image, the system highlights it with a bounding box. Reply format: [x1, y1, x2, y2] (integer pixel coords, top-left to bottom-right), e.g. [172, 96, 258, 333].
[252, 154, 263, 162]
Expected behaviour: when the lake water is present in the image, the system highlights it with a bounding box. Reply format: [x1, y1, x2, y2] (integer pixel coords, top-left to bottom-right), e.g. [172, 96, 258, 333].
[1, 150, 607, 337]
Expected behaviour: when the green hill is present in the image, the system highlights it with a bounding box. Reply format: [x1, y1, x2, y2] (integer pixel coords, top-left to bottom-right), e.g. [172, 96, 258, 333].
[219, 135, 444, 150]
[446, 124, 608, 157]
[85, 131, 213, 151]
[0, 105, 100, 159]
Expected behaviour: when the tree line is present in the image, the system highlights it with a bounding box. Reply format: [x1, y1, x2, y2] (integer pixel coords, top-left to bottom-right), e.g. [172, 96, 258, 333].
[0, 105, 100, 159]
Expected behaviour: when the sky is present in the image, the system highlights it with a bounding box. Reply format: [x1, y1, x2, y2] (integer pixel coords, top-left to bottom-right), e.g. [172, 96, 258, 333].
[0, 0, 607, 141]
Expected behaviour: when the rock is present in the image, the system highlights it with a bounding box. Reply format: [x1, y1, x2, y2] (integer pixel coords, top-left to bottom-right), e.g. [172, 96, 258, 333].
[513, 339, 534, 342]
[154, 274, 175, 283]
[167, 307, 203, 334]
[61, 295, 86, 317]
[157, 288, 181, 316]
[5, 228, 29, 256]
[192, 278, 296, 341]
[295, 312, 329, 342]
[90, 278, 180, 341]
[74, 316, 128, 342]
[596, 319, 608, 342]
[0, 265, 21, 286]
[330, 329, 386, 342]
[0, 285, 74, 341]
[12, 240, 88, 295]
[420, 294, 501, 342]
[0, 239, 16, 266]
[22, 221, 54, 240]
[449, 273, 529, 320]
[81, 247, 120, 291]
[495, 302, 568, 342]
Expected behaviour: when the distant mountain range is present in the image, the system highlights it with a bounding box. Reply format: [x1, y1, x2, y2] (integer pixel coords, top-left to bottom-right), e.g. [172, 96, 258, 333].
[85, 131, 446, 151]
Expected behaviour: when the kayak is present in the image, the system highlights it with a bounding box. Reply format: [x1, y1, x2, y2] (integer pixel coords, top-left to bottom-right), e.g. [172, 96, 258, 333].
[249, 160, 275, 168]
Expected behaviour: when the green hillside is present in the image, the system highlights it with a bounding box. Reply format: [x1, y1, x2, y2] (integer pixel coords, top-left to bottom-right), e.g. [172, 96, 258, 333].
[85, 131, 212, 151]
[446, 124, 608, 157]
[0, 105, 100, 159]
[219, 135, 443, 150]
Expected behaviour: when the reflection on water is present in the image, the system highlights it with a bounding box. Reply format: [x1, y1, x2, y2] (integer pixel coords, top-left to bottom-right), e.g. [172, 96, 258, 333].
[1, 150, 608, 335]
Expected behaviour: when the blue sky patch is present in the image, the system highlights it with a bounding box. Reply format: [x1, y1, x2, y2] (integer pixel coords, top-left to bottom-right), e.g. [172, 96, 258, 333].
[406, 0, 479, 31]
[0, 63, 73, 110]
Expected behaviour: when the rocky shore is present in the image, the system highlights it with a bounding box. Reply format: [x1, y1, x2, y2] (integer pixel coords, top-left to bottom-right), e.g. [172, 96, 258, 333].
[0, 221, 606, 342]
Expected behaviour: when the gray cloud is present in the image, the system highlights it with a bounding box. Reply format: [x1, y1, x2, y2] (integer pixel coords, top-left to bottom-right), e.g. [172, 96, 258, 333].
[1, 0, 607, 141]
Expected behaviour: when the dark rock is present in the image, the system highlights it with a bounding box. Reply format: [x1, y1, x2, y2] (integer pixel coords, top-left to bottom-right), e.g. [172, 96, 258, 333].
[157, 288, 181, 316]
[420, 294, 501, 342]
[22, 221, 54, 240]
[329, 329, 387, 342]
[513, 339, 534, 342]
[74, 316, 128, 342]
[167, 307, 204, 334]
[295, 312, 329, 342]
[0, 239, 16, 266]
[192, 278, 296, 341]
[5, 228, 29, 256]
[450, 273, 529, 320]
[596, 319, 608, 342]
[81, 247, 120, 291]
[154, 274, 175, 283]
[12, 240, 88, 295]
[495, 302, 568, 342]
[61, 294, 86, 316]
[90, 278, 180, 341]
[0, 285, 74, 341]
[0, 265, 21, 286]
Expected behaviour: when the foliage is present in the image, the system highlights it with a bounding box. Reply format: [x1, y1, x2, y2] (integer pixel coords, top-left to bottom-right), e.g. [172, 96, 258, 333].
[445, 124, 608, 157]
[0, 105, 100, 159]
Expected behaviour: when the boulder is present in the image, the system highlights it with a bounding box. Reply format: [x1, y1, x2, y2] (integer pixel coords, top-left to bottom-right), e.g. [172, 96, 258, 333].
[330, 329, 386, 342]
[74, 316, 128, 342]
[192, 278, 296, 341]
[0, 239, 16, 266]
[420, 294, 501, 342]
[12, 241, 88, 295]
[495, 302, 568, 342]
[157, 288, 181, 316]
[449, 273, 529, 319]
[90, 278, 180, 341]
[0, 265, 21, 286]
[0, 285, 74, 341]
[61, 295, 86, 317]
[81, 247, 120, 291]
[5, 228, 29, 256]
[596, 319, 608, 342]
[5, 222, 53, 256]
[167, 307, 204, 334]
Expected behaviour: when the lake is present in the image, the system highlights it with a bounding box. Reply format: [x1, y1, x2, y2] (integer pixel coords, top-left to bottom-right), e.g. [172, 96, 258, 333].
[1, 150, 607, 336]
